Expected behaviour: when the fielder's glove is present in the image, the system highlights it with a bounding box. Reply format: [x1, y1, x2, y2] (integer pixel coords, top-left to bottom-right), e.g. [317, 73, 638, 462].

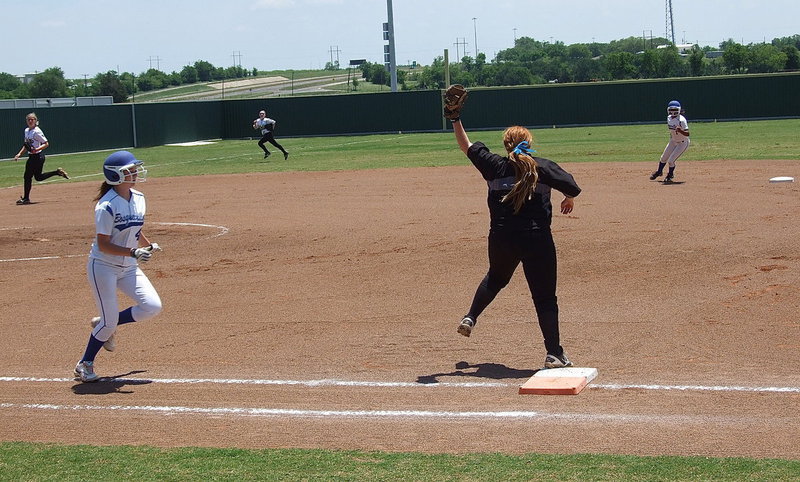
[443, 84, 468, 121]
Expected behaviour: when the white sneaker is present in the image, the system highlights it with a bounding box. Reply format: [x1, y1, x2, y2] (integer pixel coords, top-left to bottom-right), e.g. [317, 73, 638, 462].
[544, 352, 573, 369]
[90, 317, 116, 352]
[457, 316, 475, 337]
[73, 361, 100, 382]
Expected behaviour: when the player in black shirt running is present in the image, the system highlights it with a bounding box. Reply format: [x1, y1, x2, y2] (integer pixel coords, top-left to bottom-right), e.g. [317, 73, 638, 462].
[451, 120, 582, 369]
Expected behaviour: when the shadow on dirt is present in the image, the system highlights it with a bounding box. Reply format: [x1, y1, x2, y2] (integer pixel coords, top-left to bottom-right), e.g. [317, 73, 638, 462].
[70, 370, 152, 395]
[416, 361, 537, 384]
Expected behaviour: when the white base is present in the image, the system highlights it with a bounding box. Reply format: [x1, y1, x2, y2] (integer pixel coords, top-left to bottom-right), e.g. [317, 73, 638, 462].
[534, 367, 598, 383]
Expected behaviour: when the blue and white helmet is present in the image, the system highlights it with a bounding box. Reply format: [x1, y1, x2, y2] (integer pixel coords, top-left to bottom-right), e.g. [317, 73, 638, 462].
[103, 150, 147, 185]
[667, 100, 681, 116]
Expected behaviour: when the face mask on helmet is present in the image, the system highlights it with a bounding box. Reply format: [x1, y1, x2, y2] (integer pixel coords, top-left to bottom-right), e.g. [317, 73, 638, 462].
[667, 101, 681, 117]
[102, 151, 148, 185]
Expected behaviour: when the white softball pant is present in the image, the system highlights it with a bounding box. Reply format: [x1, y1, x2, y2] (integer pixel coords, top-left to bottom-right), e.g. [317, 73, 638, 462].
[87, 258, 162, 342]
[660, 139, 690, 167]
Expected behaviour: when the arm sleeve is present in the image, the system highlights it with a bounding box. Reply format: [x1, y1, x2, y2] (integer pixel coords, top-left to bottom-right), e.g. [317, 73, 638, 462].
[537, 159, 582, 198]
[466, 142, 505, 181]
[95, 203, 114, 236]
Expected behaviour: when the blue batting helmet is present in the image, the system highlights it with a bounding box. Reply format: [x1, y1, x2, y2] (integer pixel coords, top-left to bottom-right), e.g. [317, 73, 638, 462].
[667, 100, 681, 116]
[103, 150, 147, 185]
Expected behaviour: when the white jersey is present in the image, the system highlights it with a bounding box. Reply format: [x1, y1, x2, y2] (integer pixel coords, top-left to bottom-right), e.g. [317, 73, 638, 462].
[24, 126, 48, 150]
[667, 115, 689, 141]
[88, 188, 147, 267]
[254, 117, 276, 135]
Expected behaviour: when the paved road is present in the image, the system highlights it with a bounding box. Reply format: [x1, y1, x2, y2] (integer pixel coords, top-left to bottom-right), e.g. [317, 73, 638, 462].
[147, 73, 358, 102]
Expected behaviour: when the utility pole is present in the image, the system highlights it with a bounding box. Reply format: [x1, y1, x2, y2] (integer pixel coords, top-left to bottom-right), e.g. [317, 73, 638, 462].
[513, 28, 517, 43]
[147, 56, 162, 70]
[232, 51, 242, 68]
[454, 37, 467, 60]
[328, 45, 341, 68]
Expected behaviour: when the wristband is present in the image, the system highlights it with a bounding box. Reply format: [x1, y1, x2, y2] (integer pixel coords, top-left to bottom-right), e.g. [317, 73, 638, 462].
[130, 248, 136, 258]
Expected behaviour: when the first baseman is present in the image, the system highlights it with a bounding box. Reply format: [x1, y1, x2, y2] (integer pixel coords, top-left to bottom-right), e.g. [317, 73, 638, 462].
[650, 100, 690, 183]
[74, 151, 162, 383]
[449, 112, 582, 369]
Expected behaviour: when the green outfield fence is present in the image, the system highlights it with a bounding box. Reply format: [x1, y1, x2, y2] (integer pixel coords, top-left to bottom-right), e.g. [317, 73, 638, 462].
[1, 72, 798, 157]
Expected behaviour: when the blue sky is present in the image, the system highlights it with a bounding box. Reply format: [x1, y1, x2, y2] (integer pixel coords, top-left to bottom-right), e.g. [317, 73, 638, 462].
[1, 0, 797, 79]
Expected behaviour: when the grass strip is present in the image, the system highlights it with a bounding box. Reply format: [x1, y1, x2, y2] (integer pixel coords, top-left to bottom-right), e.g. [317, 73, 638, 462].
[1, 442, 798, 481]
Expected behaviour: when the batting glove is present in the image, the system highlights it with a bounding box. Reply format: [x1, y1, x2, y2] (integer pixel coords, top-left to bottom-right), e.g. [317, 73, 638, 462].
[131, 247, 153, 263]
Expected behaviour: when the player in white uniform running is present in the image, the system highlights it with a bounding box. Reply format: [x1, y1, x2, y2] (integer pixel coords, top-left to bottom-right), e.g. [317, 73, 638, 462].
[12, 112, 69, 204]
[253, 110, 289, 160]
[649, 100, 690, 183]
[74, 151, 163, 383]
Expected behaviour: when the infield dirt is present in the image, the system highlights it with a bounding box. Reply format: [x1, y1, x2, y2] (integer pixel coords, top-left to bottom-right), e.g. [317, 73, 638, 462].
[1, 159, 798, 458]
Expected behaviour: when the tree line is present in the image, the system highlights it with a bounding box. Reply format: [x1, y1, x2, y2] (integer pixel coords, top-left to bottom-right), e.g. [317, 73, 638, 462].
[391, 35, 800, 90]
[0, 60, 257, 103]
[2, 35, 798, 102]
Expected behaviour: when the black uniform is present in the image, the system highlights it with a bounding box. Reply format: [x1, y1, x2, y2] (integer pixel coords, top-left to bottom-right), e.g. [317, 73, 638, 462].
[465, 141, 581, 357]
[256, 117, 288, 159]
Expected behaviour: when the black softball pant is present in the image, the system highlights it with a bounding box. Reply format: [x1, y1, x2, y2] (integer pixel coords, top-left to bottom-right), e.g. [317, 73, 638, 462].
[258, 132, 287, 154]
[23, 154, 59, 199]
[466, 229, 564, 356]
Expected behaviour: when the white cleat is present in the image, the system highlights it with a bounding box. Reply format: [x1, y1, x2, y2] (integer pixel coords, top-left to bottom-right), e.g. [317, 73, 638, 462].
[457, 316, 475, 337]
[90, 317, 116, 352]
[73, 361, 100, 383]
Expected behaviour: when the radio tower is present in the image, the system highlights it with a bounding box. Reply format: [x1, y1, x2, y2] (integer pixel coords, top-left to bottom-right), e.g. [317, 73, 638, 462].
[665, 0, 676, 45]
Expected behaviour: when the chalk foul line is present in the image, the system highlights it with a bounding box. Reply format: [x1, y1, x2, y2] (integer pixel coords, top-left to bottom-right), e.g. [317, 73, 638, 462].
[0, 376, 797, 393]
[0, 402, 787, 425]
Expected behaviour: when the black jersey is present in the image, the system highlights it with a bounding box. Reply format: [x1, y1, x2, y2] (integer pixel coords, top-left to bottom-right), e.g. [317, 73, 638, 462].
[467, 141, 581, 232]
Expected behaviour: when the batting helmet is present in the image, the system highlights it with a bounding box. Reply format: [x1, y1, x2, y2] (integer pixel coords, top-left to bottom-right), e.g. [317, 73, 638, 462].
[667, 100, 681, 116]
[103, 150, 147, 185]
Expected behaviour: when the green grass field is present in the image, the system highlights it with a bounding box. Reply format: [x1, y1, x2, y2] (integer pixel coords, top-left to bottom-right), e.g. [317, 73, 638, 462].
[2, 119, 799, 479]
[2, 119, 799, 190]
[1, 442, 798, 481]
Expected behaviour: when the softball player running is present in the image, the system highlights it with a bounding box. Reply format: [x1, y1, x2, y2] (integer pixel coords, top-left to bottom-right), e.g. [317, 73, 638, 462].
[74, 151, 162, 383]
[253, 110, 289, 160]
[650, 100, 690, 183]
[451, 119, 582, 369]
[12, 112, 69, 205]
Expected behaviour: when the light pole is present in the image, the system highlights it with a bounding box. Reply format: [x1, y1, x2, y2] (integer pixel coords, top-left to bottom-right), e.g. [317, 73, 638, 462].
[472, 17, 478, 56]
[385, 0, 398, 92]
[513, 28, 517, 43]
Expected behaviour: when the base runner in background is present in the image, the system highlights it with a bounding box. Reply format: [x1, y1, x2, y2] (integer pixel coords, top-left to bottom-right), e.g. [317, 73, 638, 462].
[650, 100, 690, 183]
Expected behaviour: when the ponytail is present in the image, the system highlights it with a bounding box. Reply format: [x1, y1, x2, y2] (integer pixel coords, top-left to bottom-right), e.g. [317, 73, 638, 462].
[501, 127, 539, 214]
[93, 182, 114, 202]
